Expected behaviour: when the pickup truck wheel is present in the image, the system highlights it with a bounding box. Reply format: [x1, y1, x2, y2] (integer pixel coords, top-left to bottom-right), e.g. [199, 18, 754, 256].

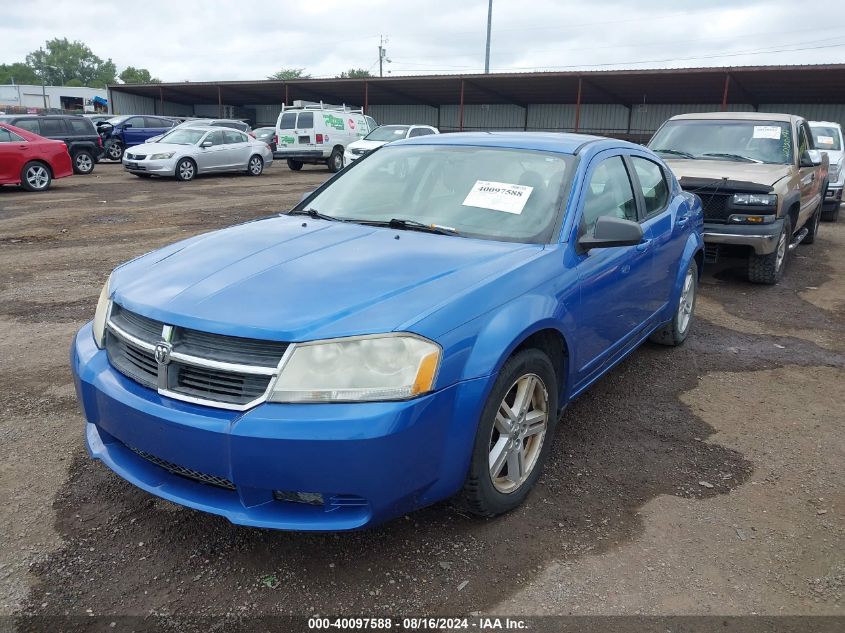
[72, 150, 95, 175]
[287, 159, 303, 171]
[649, 260, 698, 346]
[106, 141, 124, 161]
[748, 217, 791, 284]
[456, 348, 558, 517]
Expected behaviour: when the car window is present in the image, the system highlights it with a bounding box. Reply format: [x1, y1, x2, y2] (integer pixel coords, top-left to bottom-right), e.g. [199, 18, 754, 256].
[409, 127, 435, 138]
[297, 112, 313, 129]
[223, 130, 245, 144]
[126, 116, 146, 129]
[68, 118, 92, 135]
[204, 130, 225, 146]
[0, 128, 25, 142]
[581, 156, 638, 235]
[145, 117, 170, 128]
[797, 124, 810, 156]
[365, 116, 378, 133]
[279, 112, 297, 129]
[40, 118, 67, 136]
[14, 119, 40, 134]
[630, 157, 669, 217]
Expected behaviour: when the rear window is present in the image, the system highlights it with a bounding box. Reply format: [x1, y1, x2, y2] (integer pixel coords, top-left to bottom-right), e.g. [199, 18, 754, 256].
[297, 112, 313, 129]
[13, 119, 40, 134]
[0, 128, 25, 142]
[68, 118, 93, 134]
[279, 113, 297, 129]
[40, 118, 67, 136]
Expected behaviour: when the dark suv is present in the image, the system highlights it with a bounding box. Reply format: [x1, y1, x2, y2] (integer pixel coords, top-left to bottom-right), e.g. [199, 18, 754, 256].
[0, 114, 103, 175]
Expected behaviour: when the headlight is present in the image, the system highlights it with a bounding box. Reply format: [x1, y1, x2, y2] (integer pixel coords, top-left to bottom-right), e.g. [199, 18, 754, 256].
[731, 193, 777, 206]
[149, 152, 174, 160]
[92, 274, 112, 348]
[268, 334, 441, 403]
[830, 162, 841, 181]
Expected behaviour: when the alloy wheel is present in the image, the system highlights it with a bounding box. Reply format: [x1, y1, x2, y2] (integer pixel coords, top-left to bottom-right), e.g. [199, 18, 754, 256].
[488, 373, 549, 494]
[775, 227, 788, 271]
[677, 267, 695, 334]
[26, 165, 49, 190]
[249, 157, 262, 175]
[76, 153, 93, 173]
[107, 144, 123, 160]
[179, 161, 195, 180]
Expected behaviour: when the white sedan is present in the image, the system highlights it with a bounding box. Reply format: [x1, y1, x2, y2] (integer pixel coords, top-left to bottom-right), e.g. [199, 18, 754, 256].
[344, 124, 439, 166]
[122, 126, 272, 181]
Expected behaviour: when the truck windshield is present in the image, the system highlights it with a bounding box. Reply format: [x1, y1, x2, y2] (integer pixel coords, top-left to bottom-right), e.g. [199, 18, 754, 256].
[810, 126, 842, 151]
[297, 145, 573, 244]
[650, 119, 793, 164]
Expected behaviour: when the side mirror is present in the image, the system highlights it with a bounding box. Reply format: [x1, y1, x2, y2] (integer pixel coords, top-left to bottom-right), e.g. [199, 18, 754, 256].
[578, 216, 644, 251]
[299, 191, 314, 203]
[800, 149, 822, 167]
[200, 141, 213, 148]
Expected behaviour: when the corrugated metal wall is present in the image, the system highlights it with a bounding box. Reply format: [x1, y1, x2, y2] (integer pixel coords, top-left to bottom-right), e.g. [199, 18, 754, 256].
[759, 103, 845, 124]
[368, 104, 438, 127]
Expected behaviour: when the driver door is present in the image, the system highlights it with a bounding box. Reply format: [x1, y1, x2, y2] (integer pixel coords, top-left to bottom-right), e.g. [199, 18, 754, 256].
[196, 130, 227, 171]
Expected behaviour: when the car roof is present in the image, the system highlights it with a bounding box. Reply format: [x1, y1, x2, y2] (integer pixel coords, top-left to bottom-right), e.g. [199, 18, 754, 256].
[669, 111, 800, 123]
[395, 131, 637, 155]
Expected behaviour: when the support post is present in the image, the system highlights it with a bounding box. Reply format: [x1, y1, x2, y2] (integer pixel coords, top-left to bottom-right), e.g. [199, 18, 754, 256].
[364, 80, 368, 115]
[626, 105, 633, 139]
[721, 73, 730, 111]
[284, 83, 289, 106]
[524, 104, 528, 131]
[437, 105, 441, 129]
[159, 86, 164, 116]
[459, 79, 465, 132]
[218, 84, 223, 118]
[574, 76, 582, 133]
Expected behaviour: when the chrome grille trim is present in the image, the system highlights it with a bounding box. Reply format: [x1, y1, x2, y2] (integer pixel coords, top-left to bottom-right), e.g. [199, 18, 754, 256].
[105, 304, 293, 411]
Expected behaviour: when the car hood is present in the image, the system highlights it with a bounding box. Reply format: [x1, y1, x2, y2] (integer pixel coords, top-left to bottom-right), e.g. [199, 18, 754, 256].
[348, 139, 387, 151]
[663, 159, 793, 187]
[111, 215, 539, 342]
[819, 149, 844, 165]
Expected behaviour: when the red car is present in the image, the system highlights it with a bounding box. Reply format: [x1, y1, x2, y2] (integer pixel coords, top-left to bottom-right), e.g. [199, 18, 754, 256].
[0, 122, 73, 192]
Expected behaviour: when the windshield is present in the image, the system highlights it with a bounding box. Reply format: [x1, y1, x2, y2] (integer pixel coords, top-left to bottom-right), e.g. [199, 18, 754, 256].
[649, 119, 793, 164]
[810, 126, 842, 151]
[365, 125, 410, 142]
[157, 129, 206, 145]
[299, 145, 573, 243]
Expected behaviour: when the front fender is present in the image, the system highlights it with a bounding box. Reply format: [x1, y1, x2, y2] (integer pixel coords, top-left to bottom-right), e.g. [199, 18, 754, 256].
[672, 232, 704, 308]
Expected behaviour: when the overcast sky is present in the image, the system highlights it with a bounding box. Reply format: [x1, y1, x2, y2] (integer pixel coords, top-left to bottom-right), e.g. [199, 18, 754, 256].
[3, 0, 843, 81]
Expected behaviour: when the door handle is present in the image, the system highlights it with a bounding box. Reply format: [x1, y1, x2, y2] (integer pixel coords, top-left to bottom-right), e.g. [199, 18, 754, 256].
[677, 216, 690, 226]
[636, 239, 652, 253]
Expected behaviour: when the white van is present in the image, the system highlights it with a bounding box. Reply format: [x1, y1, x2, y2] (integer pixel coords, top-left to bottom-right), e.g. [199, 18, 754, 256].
[274, 101, 378, 172]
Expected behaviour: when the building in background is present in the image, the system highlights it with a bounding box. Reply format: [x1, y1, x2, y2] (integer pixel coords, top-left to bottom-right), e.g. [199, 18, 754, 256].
[0, 84, 108, 114]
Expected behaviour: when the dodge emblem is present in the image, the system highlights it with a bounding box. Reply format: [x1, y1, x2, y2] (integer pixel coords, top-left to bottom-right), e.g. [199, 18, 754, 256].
[154, 342, 172, 365]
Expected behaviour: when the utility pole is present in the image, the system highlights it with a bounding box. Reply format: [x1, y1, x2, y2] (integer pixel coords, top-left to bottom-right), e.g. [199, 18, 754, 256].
[484, 0, 493, 73]
[378, 35, 389, 77]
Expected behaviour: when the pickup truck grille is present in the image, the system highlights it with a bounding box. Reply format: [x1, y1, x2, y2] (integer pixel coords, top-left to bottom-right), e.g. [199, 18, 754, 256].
[105, 303, 288, 410]
[696, 193, 731, 223]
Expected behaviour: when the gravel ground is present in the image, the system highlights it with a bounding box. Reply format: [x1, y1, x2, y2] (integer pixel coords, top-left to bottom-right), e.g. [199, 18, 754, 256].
[0, 162, 842, 627]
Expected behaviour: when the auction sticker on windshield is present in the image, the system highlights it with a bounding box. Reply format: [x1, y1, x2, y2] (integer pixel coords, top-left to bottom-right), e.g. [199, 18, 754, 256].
[753, 125, 782, 140]
[463, 180, 533, 214]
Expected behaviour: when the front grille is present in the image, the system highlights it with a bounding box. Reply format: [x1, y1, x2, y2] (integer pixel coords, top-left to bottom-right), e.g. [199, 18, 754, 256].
[698, 193, 731, 223]
[129, 446, 236, 490]
[105, 304, 287, 409]
[126, 153, 146, 160]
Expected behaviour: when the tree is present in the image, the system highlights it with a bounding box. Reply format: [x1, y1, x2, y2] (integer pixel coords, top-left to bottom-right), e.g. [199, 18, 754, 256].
[25, 38, 117, 88]
[119, 66, 161, 84]
[338, 68, 372, 79]
[267, 68, 310, 80]
[0, 62, 40, 85]
[65, 78, 84, 87]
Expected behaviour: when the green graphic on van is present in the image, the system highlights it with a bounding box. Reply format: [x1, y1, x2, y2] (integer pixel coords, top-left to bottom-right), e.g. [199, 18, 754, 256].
[279, 135, 295, 144]
[323, 114, 345, 131]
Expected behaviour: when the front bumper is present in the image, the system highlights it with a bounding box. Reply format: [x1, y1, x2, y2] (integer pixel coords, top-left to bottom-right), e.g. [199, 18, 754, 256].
[824, 183, 843, 211]
[703, 218, 784, 255]
[71, 324, 488, 530]
[121, 156, 177, 176]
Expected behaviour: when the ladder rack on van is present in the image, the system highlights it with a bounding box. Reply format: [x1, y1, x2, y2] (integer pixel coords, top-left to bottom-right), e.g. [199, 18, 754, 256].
[282, 100, 363, 114]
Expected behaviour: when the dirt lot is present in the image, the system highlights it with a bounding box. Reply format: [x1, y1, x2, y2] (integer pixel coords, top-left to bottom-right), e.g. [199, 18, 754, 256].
[0, 162, 842, 626]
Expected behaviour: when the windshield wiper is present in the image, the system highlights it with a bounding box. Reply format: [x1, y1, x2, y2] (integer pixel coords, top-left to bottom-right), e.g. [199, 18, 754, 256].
[356, 218, 460, 236]
[700, 152, 762, 164]
[653, 148, 697, 159]
[288, 208, 343, 222]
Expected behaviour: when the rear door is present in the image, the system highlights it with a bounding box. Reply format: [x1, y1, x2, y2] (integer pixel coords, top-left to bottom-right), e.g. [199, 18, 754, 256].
[295, 111, 315, 148]
[39, 117, 70, 144]
[276, 111, 298, 149]
[121, 116, 148, 146]
[796, 120, 821, 226]
[222, 130, 250, 168]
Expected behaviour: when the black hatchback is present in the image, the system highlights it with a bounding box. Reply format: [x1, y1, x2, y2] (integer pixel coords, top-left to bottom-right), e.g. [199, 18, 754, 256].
[0, 114, 104, 175]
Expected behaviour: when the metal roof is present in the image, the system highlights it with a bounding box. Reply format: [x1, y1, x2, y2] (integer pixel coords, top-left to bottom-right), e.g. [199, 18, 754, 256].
[109, 65, 845, 108]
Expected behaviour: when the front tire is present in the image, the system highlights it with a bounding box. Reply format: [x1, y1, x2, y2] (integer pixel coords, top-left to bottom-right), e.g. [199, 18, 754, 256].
[748, 216, 791, 284]
[457, 348, 558, 517]
[20, 161, 52, 192]
[247, 155, 264, 176]
[72, 150, 95, 175]
[327, 147, 343, 173]
[287, 159, 303, 171]
[106, 141, 124, 161]
[175, 158, 196, 182]
[650, 260, 698, 346]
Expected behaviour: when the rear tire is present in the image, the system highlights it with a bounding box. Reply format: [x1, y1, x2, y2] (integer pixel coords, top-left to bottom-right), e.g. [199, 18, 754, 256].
[72, 150, 95, 175]
[327, 147, 343, 173]
[649, 260, 698, 346]
[287, 159, 303, 171]
[247, 155, 264, 176]
[20, 161, 52, 192]
[106, 141, 124, 161]
[175, 158, 196, 182]
[456, 348, 558, 518]
[802, 199, 823, 245]
[748, 216, 791, 284]
[821, 204, 840, 222]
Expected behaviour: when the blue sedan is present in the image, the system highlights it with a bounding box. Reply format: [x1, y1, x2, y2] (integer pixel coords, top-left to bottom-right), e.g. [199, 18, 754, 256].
[71, 132, 703, 530]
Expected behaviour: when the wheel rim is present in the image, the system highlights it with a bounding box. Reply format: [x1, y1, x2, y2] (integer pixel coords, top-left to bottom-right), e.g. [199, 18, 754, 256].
[488, 373, 549, 494]
[250, 157, 262, 174]
[775, 227, 788, 271]
[26, 165, 49, 189]
[179, 161, 194, 179]
[677, 267, 695, 334]
[333, 153, 342, 169]
[108, 144, 122, 160]
[76, 154, 92, 172]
